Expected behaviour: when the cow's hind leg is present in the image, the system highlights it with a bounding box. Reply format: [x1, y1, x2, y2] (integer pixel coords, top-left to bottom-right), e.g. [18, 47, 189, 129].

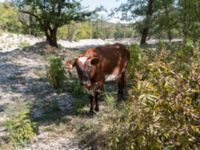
[117, 72, 125, 102]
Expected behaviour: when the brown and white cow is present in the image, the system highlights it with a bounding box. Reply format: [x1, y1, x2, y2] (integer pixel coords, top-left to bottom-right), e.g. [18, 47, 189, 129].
[66, 43, 129, 113]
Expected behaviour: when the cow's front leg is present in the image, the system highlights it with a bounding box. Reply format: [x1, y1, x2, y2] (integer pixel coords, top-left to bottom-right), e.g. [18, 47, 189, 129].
[94, 91, 100, 112]
[89, 95, 95, 113]
[89, 92, 99, 113]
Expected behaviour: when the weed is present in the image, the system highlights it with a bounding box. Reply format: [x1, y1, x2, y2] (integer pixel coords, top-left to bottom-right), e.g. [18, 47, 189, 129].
[46, 57, 66, 90]
[71, 97, 89, 114]
[68, 80, 85, 97]
[102, 92, 116, 107]
[5, 104, 38, 147]
[65, 70, 86, 97]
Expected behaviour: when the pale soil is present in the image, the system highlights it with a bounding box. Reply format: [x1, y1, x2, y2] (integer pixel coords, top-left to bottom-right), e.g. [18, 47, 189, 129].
[0, 39, 81, 149]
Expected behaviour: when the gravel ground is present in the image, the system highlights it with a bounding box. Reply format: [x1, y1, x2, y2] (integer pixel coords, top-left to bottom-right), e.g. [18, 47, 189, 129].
[0, 39, 80, 149]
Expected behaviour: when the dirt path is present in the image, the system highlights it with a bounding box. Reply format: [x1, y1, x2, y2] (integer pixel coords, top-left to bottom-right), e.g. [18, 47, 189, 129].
[0, 43, 81, 150]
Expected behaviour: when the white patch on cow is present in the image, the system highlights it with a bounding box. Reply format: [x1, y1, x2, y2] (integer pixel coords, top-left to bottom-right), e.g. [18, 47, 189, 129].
[116, 45, 120, 49]
[78, 57, 88, 64]
[105, 74, 118, 82]
[85, 88, 95, 96]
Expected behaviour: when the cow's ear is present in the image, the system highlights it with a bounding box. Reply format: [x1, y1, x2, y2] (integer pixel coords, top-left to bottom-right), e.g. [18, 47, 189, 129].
[66, 59, 76, 69]
[90, 57, 99, 65]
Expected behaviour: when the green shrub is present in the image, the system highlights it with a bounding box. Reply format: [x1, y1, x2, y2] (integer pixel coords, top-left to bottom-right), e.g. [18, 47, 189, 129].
[127, 44, 141, 79]
[18, 41, 30, 48]
[6, 105, 38, 147]
[89, 44, 200, 150]
[69, 80, 85, 97]
[105, 62, 200, 150]
[103, 92, 116, 108]
[66, 71, 85, 97]
[46, 57, 66, 90]
[65, 72, 87, 113]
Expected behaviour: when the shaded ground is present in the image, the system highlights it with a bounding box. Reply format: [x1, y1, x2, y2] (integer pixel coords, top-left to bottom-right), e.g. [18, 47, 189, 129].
[0, 42, 85, 150]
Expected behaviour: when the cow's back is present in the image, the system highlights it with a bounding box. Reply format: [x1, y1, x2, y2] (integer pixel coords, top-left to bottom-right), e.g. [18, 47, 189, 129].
[84, 43, 129, 80]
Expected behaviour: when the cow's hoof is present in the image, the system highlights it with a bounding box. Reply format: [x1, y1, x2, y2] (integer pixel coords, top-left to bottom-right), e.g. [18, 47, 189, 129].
[95, 107, 99, 112]
[117, 97, 124, 103]
[88, 110, 95, 116]
[117, 95, 125, 102]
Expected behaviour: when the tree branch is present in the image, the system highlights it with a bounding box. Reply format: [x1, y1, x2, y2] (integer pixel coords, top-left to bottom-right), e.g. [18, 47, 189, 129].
[19, 10, 42, 23]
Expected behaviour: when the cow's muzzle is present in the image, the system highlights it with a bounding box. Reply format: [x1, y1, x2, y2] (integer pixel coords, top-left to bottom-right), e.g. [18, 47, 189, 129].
[81, 81, 92, 88]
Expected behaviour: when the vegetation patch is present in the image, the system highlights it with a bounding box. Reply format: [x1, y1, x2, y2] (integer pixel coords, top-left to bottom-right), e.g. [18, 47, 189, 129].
[46, 57, 66, 91]
[76, 43, 200, 150]
[5, 103, 38, 148]
[18, 41, 30, 48]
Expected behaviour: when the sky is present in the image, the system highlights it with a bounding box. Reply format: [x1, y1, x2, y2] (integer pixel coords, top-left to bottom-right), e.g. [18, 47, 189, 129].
[81, 0, 126, 23]
[0, 0, 127, 23]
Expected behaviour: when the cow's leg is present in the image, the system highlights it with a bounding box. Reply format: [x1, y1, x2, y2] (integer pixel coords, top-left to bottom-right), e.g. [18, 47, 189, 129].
[89, 95, 95, 113]
[117, 72, 125, 102]
[94, 81, 104, 112]
[89, 92, 99, 113]
[94, 91, 100, 112]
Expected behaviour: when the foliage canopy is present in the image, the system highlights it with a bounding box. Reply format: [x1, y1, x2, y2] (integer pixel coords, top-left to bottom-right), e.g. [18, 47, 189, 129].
[13, 0, 92, 47]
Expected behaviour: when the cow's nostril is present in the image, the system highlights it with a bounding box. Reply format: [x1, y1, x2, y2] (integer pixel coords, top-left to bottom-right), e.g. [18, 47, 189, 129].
[81, 81, 86, 85]
[81, 81, 91, 87]
[87, 81, 91, 86]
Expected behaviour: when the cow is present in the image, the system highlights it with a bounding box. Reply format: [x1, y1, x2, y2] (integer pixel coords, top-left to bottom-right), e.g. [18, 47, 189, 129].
[66, 43, 130, 113]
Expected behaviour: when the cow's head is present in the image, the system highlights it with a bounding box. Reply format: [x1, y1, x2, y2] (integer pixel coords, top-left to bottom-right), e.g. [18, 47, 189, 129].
[66, 56, 99, 89]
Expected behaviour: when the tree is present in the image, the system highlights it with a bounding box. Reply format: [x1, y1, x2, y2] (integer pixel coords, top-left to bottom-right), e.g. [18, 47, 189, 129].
[152, 0, 179, 41]
[116, 0, 155, 46]
[67, 21, 78, 41]
[114, 24, 125, 39]
[140, 0, 154, 45]
[13, 0, 92, 47]
[178, 0, 200, 44]
[76, 21, 92, 39]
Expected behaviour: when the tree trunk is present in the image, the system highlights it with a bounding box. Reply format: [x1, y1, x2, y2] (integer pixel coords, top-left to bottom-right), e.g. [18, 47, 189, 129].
[45, 28, 58, 47]
[183, 0, 188, 42]
[164, 3, 172, 42]
[140, 0, 154, 46]
[168, 30, 172, 42]
[140, 28, 149, 45]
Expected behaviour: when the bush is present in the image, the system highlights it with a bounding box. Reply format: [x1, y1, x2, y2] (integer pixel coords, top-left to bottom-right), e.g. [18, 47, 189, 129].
[106, 62, 200, 150]
[6, 105, 38, 147]
[65, 69, 85, 97]
[127, 44, 142, 79]
[88, 44, 200, 150]
[46, 57, 66, 90]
